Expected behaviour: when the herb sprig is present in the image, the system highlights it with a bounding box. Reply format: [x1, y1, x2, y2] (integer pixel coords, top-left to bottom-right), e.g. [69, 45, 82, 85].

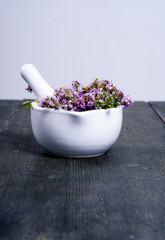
[23, 79, 133, 111]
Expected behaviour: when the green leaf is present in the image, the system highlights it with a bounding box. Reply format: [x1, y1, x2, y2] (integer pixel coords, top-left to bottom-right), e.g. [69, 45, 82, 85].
[30, 102, 33, 110]
[108, 97, 113, 103]
[22, 101, 33, 110]
[104, 92, 109, 98]
[22, 101, 30, 106]
[101, 101, 107, 107]
[26, 104, 29, 110]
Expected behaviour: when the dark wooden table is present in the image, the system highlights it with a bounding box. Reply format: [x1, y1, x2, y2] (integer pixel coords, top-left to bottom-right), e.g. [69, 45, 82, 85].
[0, 100, 164, 240]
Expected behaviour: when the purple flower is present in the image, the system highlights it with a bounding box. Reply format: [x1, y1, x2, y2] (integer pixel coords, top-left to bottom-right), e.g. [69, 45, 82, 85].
[49, 100, 54, 107]
[25, 85, 33, 93]
[42, 98, 47, 103]
[58, 105, 62, 110]
[36, 78, 133, 111]
[87, 102, 94, 108]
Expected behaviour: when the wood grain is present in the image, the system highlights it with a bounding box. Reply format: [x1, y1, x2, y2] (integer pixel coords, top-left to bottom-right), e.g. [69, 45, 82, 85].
[149, 101, 165, 124]
[0, 101, 164, 240]
[0, 100, 21, 133]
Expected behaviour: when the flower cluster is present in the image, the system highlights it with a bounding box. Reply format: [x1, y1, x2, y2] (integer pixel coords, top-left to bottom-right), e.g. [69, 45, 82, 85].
[36, 79, 133, 111]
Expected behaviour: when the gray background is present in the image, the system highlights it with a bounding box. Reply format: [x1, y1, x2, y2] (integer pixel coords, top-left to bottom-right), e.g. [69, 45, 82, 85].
[0, 0, 165, 101]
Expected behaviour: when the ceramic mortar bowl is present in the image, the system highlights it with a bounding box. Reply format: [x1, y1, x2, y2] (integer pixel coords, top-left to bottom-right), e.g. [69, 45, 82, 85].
[31, 102, 123, 158]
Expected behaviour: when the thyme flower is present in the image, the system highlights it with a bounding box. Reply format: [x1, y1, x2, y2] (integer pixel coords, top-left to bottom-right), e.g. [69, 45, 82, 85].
[25, 85, 33, 93]
[37, 79, 133, 111]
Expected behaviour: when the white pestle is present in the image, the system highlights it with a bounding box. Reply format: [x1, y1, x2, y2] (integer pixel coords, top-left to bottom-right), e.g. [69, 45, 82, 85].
[21, 64, 54, 99]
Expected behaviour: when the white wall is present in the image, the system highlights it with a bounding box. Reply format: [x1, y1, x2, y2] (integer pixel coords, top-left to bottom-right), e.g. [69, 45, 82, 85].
[0, 0, 165, 101]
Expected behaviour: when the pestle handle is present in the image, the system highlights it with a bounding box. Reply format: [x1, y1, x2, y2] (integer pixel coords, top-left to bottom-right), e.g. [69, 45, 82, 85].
[21, 64, 54, 99]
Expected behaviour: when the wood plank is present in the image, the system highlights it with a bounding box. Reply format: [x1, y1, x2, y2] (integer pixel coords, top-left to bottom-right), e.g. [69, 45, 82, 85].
[0, 102, 164, 240]
[149, 101, 165, 124]
[0, 100, 22, 134]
